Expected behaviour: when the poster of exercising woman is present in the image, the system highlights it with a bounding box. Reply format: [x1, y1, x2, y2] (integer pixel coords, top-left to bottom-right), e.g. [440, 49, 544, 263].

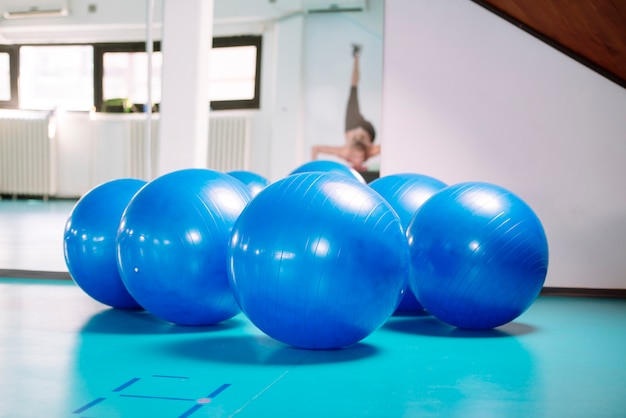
[303, 4, 383, 180]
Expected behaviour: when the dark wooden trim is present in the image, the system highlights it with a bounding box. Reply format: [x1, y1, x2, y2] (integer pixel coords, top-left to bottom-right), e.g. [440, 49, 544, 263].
[470, 0, 626, 90]
[541, 287, 626, 299]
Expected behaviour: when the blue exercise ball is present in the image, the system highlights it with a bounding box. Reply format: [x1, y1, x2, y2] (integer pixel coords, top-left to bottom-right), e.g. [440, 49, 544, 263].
[63, 178, 146, 309]
[406, 182, 549, 329]
[228, 172, 410, 349]
[116, 169, 253, 326]
[290, 160, 365, 183]
[227, 170, 269, 196]
[370, 173, 447, 313]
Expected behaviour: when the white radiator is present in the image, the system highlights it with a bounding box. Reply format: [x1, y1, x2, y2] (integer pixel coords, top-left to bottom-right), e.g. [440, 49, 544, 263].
[0, 113, 250, 198]
[123, 115, 250, 178]
[89, 115, 157, 187]
[0, 113, 56, 197]
[206, 116, 250, 172]
[128, 118, 159, 180]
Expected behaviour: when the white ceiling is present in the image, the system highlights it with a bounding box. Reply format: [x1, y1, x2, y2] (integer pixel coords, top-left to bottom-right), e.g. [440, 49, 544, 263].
[0, 0, 375, 42]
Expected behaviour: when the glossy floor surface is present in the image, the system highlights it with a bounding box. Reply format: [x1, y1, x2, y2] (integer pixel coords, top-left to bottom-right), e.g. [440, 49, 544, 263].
[0, 198, 74, 275]
[1, 279, 626, 418]
[1, 199, 626, 417]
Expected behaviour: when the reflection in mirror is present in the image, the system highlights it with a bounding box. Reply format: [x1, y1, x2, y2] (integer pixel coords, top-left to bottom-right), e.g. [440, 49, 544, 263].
[302, 1, 384, 182]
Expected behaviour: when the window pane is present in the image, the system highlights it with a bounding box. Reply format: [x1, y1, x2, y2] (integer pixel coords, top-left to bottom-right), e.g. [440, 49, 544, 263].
[209, 45, 257, 101]
[19, 45, 93, 111]
[103, 51, 162, 105]
[0, 52, 10, 101]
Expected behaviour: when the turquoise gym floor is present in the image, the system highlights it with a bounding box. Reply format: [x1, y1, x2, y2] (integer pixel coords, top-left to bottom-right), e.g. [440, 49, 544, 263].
[1, 198, 626, 417]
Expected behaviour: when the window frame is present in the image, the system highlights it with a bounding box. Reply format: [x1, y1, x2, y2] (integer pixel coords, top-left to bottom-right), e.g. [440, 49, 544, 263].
[93, 35, 262, 112]
[0, 35, 262, 112]
[0, 45, 19, 109]
[93, 41, 162, 112]
[210, 35, 262, 111]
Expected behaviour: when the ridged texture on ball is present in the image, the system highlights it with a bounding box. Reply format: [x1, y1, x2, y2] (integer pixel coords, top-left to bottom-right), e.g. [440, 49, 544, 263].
[228, 172, 410, 349]
[116, 169, 252, 325]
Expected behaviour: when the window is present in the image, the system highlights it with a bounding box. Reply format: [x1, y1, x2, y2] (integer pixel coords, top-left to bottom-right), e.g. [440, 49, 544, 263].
[94, 42, 162, 112]
[95, 36, 262, 112]
[2, 35, 262, 112]
[103, 51, 163, 107]
[19, 45, 94, 111]
[210, 36, 262, 110]
[0, 46, 17, 108]
[0, 53, 11, 101]
[209, 46, 257, 101]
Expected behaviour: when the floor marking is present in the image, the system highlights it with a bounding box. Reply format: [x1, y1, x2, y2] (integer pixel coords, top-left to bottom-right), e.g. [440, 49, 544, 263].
[72, 377, 230, 416]
[112, 377, 141, 392]
[178, 383, 232, 418]
[72, 397, 106, 414]
[178, 404, 204, 418]
[206, 383, 231, 399]
[119, 394, 196, 402]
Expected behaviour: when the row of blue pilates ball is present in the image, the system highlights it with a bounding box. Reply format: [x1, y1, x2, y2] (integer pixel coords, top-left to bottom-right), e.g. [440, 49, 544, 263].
[63, 160, 549, 350]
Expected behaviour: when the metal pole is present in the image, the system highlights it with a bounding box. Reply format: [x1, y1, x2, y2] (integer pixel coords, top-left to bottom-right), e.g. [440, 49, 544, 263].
[145, 0, 155, 180]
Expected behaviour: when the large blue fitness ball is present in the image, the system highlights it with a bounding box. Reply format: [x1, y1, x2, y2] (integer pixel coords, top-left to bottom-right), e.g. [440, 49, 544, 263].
[228, 172, 410, 349]
[370, 173, 447, 312]
[227, 170, 269, 196]
[63, 178, 146, 309]
[116, 169, 253, 326]
[406, 182, 549, 329]
[290, 160, 365, 183]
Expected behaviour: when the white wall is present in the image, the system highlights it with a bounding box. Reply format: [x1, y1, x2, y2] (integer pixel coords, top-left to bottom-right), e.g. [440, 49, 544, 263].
[0, 0, 165, 43]
[382, 0, 626, 289]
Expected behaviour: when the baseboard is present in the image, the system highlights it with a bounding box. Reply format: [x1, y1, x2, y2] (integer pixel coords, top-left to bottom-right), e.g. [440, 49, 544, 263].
[0, 269, 72, 280]
[541, 287, 626, 299]
[1, 270, 625, 299]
